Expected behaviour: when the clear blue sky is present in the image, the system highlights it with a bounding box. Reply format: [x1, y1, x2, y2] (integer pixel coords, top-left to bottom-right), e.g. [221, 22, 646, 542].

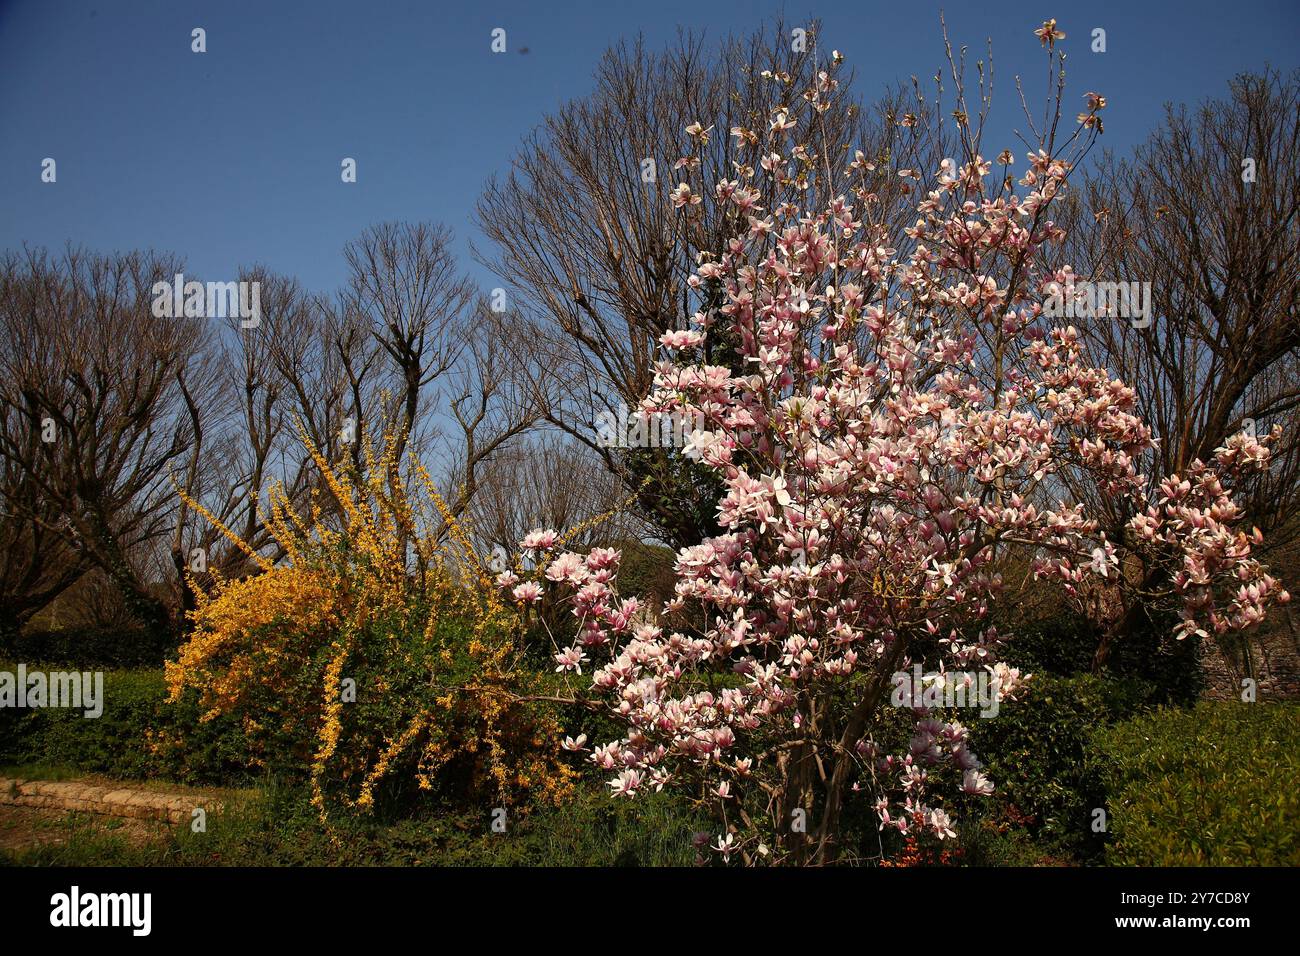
[2, 0, 1296, 295]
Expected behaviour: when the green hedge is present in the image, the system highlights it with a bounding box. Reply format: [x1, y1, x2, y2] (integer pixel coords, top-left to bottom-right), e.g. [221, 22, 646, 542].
[967, 673, 1155, 858]
[997, 613, 1099, 677]
[1091, 702, 1300, 866]
[0, 626, 176, 668]
[0, 666, 249, 784]
[997, 609, 1202, 705]
[612, 540, 676, 605]
[7, 670, 1295, 867]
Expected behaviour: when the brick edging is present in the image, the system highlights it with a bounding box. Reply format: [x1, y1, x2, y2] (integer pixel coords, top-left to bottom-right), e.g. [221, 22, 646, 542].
[0, 777, 222, 825]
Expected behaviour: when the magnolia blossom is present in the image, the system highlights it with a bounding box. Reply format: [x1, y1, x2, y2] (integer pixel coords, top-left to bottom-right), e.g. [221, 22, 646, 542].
[503, 35, 1286, 864]
[685, 121, 712, 144]
[928, 808, 957, 840]
[713, 833, 736, 861]
[1034, 19, 1066, 48]
[962, 769, 995, 796]
[609, 769, 643, 797]
[512, 582, 543, 604]
[661, 329, 705, 349]
[670, 183, 700, 208]
[554, 645, 589, 674]
[521, 528, 559, 551]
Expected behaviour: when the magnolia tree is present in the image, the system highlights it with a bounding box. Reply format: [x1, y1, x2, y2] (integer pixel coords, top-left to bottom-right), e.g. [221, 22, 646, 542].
[498, 22, 1288, 865]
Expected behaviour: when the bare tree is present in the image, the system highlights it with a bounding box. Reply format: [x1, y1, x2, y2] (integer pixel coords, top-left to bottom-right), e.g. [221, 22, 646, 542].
[476, 21, 946, 546]
[1058, 69, 1300, 667]
[466, 432, 643, 560]
[0, 246, 206, 636]
[342, 222, 476, 462]
[169, 268, 342, 610]
[429, 302, 545, 541]
[0, 389, 88, 633]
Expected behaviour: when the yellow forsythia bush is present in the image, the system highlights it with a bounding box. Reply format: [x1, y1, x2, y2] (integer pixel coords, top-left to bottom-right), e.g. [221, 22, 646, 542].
[166, 430, 574, 819]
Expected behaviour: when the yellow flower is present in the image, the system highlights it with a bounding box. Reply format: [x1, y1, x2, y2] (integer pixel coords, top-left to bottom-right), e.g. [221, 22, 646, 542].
[170, 422, 577, 824]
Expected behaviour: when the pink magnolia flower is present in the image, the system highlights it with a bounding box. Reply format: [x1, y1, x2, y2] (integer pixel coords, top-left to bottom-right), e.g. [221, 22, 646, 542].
[511, 582, 543, 604]
[609, 770, 643, 798]
[523, 36, 1283, 864]
[928, 808, 957, 840]
[962, 769, 995, 796]
[554, 645, 589, 674]
[660, 329, 704, 349]
[520, 529, 558, 551]
[712, 833, 736, 861]
[670, 183, 700, 208]
[684, 121, 712, 144]
[1034, 19, 1066, 49]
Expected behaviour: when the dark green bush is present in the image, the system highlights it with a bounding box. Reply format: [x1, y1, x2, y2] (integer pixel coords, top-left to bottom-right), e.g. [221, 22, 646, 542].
[1091, 701, 1300, 865]
[612, 540, 676, 605]
[967, 672, 1155, 859]
[958, 816, 1079, 867]
[0, 665, 250, 785]
[998, 613, 1099, 676]
[1, 668, 162, 778]
[1104, 609, 1205, 706]
[998, 607, 1202, 705]
[0, 626, 176, 668]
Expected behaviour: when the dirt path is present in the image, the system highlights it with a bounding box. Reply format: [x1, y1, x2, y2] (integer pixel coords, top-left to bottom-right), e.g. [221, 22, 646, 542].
[0, 803, 172, 854]
[0, 774, 243, 856]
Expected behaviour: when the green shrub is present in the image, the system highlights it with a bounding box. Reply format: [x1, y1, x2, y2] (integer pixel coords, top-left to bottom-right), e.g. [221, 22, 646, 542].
[0, 626, 176, 668]
[997, 607, 1202, 705]
[0, 665, 251, 785]
[611, 540, 676, 605]
[957, 816, 1079, 867]
[967, 672, 1155, 859]
[1, 668, 162, 778]
[998, 613, 1099, 676]
[1105, 609, 1205, 706]
[1091, 701, 1300, 865]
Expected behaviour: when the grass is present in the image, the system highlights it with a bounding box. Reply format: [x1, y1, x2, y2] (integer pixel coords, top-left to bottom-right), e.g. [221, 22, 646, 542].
[0, 762, 85, 782]
[0, 775, 706, 867]
[0, 762, 250, 798]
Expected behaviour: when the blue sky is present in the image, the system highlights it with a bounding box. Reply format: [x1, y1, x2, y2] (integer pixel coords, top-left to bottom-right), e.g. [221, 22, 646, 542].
[2, 0, 1296, 295]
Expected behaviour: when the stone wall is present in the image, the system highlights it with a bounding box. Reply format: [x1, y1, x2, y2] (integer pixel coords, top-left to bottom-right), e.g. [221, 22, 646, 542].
[1200, 602, 1300, 701]
[0, 777, 221, 824]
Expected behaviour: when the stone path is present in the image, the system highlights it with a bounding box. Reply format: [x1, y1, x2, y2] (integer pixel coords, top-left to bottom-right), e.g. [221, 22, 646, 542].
[0, 775, 223, 824]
